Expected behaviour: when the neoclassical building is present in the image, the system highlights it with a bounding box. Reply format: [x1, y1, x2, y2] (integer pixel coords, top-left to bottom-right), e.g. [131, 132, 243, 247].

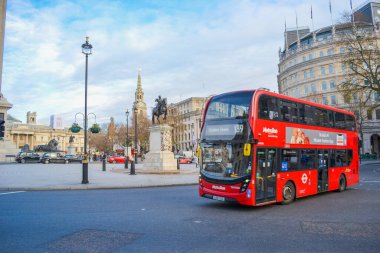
[278, 1, 380, 157]
[167, 97, 207, 152]
[6, 112, 84, 154]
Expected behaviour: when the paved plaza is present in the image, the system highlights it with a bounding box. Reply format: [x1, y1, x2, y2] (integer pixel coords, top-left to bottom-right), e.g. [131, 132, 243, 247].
[0, 161, 199, 191]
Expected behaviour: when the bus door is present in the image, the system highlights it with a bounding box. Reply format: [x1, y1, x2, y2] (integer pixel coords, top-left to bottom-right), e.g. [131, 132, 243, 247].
[255, 148, 277, 203]
[317, 150, 329, 192]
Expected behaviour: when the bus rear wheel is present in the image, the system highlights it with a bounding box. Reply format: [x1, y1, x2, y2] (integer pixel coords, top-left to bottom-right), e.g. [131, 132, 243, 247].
[338, 175, 346, 192]
[282, 182, 295, 205]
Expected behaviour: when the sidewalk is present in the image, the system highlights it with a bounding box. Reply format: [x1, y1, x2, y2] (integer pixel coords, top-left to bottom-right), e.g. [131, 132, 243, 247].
[0, 162, 199, 191]
[360, 159, 380, 165]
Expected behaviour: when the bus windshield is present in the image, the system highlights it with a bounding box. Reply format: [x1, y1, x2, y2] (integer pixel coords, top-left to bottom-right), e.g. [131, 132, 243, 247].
[205, 91, 254, 120]
[201, 141, 252, 181]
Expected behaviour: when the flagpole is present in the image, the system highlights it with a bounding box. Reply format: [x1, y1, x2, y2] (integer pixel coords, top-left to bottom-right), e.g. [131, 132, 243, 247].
[296, 12, 300, 45]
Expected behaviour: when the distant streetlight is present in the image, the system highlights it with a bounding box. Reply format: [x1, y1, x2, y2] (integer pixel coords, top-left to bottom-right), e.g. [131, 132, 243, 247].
[134, 106, 138, 164]
[81, 36, 92, 184]
[125, 109, 129, 169]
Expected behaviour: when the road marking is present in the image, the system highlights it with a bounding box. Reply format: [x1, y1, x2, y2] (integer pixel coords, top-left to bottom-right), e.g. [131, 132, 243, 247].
[361, 181, 380, 183]
[0, 191, 26, 195]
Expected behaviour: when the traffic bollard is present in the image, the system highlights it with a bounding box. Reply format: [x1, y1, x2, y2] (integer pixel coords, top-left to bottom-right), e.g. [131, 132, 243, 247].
[177, 159, 180, 170]
[130, 161, 136, 175]
[102, 159, 106, 171]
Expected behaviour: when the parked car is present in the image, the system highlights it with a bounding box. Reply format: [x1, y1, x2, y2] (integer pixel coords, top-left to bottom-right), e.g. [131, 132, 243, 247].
[40, 152, 67, 164]
[177, 156, 193, 164]
[107, 155, 132, 164]
[16, 152, 40, 163]
[63, 155, 82, 163]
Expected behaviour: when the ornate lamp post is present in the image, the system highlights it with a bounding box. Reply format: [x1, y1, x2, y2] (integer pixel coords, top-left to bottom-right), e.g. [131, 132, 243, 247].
[125, 109, 129, 169]
[81, 36, 92, 184]
[134, 106, 138, 164]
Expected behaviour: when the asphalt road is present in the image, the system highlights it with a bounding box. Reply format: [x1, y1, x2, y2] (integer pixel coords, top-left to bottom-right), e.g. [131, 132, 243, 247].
[0, 163, 379, 253]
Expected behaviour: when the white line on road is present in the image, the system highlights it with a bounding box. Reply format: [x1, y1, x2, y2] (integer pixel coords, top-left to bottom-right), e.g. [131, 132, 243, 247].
[361, 181, 380, 183]
[0, 191, 26, 195]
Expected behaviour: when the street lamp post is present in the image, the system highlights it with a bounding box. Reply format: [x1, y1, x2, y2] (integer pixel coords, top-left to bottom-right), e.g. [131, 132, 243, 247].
[125, 109, 129, 169]
[134, 107, 138, 164]
[81, 36, 92, 184]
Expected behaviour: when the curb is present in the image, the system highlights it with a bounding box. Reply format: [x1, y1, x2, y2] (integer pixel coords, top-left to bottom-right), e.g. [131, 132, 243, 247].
[0, 183, 198, 191]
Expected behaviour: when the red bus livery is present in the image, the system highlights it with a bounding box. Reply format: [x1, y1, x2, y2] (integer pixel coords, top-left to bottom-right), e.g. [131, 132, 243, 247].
[198, 89, 359, 206]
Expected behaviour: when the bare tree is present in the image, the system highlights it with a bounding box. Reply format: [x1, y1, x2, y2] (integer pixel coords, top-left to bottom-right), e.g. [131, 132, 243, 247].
[337, 21, 380, 96]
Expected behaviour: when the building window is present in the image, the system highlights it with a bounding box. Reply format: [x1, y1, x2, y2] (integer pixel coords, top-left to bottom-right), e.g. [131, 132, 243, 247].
[310, 67, 314, 78]
[308, 54, 313, 60]
[322, 81, 327, 91]
[367, 109, 373, 120]
[330, 80, 335, 89]
[304, 84, 309, 95]
[304, 70, 308, 80]
[328, 64, 334, 74]
[374, 92, 379, 101]
[321, 66, 326, 76]
[320, 51, 324, 57]
[340, 47, 345, 53]
[311, 83, 315, 93]
[323, 97, 328, 105]
[303, 56, 306, 61]
[327, 48, 334, 55]
[376, 109, 380, 120]
[331, 95, 336, 105]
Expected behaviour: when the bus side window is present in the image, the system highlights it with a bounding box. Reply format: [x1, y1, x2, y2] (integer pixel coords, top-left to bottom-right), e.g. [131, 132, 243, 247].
[281, 149, 298, 171]
[330, 149, 336, 167]
[335, 112, 345, 129]
[299, 103, 306, 124]
[335, 150, 347, 166]
[327, 110, 334, 128]
[300, 149, 316, 170]
[258, 95, 278, 120]
[280, 100, 297, 122]
[305, 105, 315, 125]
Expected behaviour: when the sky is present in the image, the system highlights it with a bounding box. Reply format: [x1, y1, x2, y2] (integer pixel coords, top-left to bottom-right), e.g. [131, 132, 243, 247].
[3, 0, 358, 125]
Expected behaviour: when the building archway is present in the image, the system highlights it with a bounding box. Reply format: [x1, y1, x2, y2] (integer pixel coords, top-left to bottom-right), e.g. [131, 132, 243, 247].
[370, 134, 380, 158]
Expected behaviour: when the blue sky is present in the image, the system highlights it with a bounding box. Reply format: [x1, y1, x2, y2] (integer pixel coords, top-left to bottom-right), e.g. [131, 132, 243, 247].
[3, 0, 356, 125]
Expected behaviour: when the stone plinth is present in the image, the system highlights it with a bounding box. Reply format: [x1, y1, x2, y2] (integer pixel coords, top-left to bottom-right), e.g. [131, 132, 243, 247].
[143, 124, 177, 172]
[0, 96, 18, 162]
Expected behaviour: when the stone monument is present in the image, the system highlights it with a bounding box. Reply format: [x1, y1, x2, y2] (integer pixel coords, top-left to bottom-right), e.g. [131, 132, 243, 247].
[0, 1, 19, 161]
[66, 135, 76, 155]
[143, 96, 177, 172]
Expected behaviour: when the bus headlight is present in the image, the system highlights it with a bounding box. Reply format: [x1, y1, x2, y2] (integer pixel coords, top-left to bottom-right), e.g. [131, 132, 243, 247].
[240, 179, 250, 192]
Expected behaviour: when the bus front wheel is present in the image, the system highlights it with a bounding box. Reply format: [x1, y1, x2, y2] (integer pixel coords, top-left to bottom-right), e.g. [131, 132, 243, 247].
[338, 175, 346, 192]
[282, 182, 295, 205]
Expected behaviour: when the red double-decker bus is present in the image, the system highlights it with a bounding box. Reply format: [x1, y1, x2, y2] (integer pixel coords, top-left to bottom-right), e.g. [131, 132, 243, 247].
[199, 89, 359, 206]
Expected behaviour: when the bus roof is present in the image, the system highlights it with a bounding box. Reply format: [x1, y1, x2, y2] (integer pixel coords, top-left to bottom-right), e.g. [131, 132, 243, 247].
[211, 89, 354, 116]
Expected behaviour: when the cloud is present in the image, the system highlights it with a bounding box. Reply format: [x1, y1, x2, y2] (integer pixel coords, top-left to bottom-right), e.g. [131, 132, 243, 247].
[3, 0, 355, 125]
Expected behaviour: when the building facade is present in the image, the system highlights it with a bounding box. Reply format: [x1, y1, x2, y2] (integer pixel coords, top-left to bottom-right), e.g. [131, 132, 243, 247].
[167, 97, 207, 152]
[278, 1, 380, 157]
[6, 112, 84, 154]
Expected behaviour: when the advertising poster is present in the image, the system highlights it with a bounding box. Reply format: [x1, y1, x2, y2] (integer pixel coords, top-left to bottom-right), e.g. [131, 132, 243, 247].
[285, 127, 346, 146]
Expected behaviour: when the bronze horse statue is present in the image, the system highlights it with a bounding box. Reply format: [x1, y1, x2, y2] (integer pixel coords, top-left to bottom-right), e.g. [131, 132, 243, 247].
[152, 96, 167, 124]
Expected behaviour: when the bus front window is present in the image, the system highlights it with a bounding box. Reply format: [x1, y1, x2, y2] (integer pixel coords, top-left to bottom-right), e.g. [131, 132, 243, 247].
[201, 142, 252, 180]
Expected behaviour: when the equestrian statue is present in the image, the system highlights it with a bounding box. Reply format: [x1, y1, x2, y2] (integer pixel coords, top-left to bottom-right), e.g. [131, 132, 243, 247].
[152, 95, 168, 124]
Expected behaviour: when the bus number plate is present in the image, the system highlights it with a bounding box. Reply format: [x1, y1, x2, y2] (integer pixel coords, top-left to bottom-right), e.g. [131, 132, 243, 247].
[212, 196, 225, 201]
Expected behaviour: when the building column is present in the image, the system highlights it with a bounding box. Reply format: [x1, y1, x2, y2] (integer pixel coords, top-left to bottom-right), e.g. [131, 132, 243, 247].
[363, 133, 372, 154]
[16, 134, 20, 148]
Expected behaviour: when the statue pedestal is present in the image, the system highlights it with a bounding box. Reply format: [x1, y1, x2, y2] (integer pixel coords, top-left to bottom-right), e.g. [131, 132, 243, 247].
[143, 124, 177, 172]
[67, 145, 75, 155]
[0, 96, 18, 162]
